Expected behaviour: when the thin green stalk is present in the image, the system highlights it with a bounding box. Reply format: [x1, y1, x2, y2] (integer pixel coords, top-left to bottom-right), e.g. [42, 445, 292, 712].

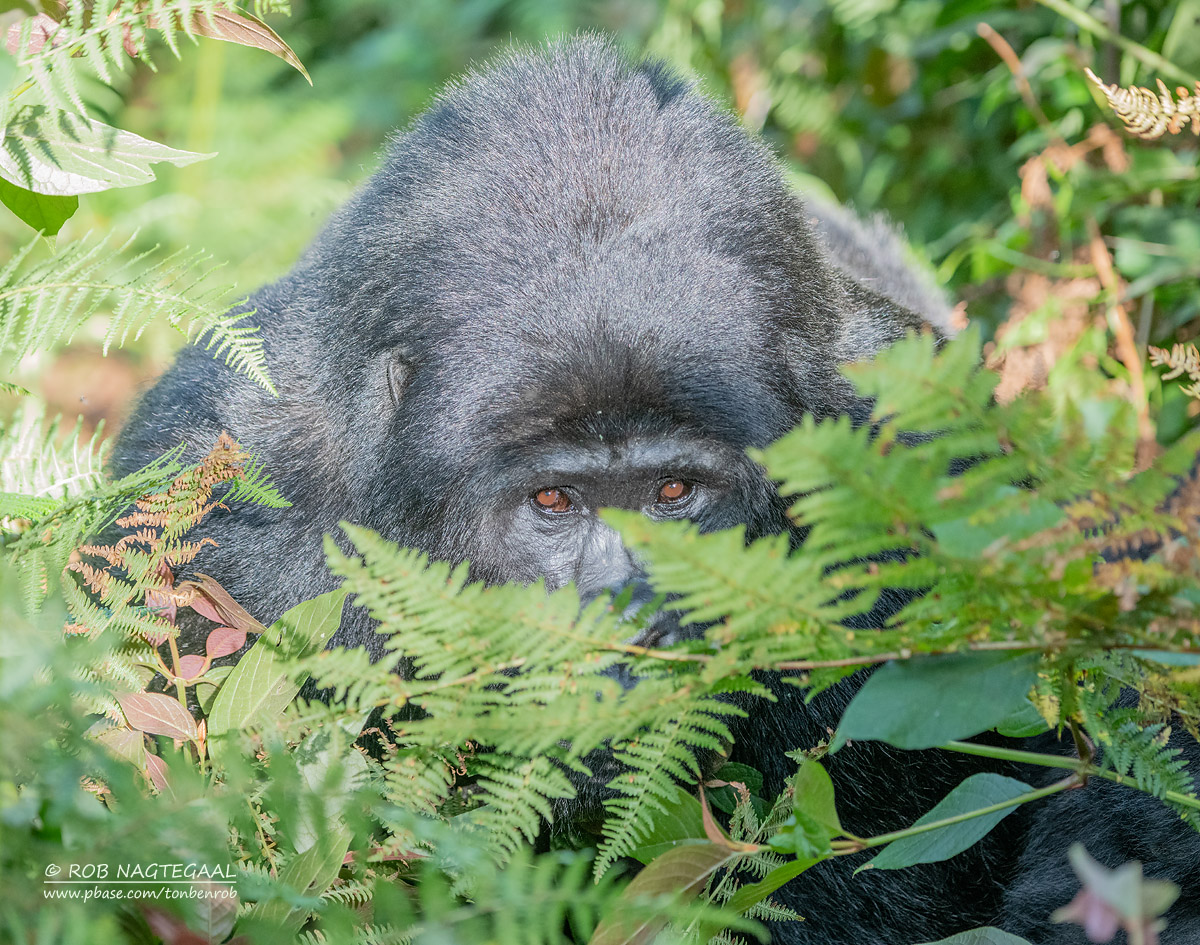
[832, 776, 1078, 853]
[1035, 0, 1199, 86]
[940, 740, 1200, 812]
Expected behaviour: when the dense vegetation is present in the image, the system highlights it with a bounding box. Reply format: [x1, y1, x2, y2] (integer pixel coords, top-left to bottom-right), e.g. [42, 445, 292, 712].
[1, 2, 1199, 944]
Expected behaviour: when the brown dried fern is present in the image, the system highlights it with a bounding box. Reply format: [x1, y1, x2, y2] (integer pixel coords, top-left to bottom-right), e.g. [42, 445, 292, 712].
[68, 432, 248, 641]
[1150, 343, 1200, 400]
[1086, 68, 1200, 139]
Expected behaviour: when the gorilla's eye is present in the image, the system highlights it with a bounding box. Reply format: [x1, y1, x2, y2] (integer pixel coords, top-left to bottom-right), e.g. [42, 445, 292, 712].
[533, 488, 574, 514]
[657, 480, 692, 504]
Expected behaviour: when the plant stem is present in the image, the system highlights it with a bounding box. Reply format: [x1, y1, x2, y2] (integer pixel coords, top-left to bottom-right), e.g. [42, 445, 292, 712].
[1035, 0, 1198, 85]
[940, 740, 1200, 812]
[166, 632, 188, 706]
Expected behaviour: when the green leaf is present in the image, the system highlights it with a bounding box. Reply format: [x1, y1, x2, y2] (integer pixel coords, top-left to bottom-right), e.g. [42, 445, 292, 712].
[726, 857, 821, 916]
[193, 664, 233, 716]
[994, 697, 1051, 738]
[0, 106, 212, 195]
[832, 651, 1040, 750]
[768, 758, 842, 858]
[589, 842, 744, 945]
[915, 928, 1034, 945]
[933, 487, 1064, 559]
[0, 48, 17, 92]
[205, 588, 347, 741]
[627, 784, 707, 864]
[707, 761, 765, 814]
[714, 763, 763, 795]
[1131, 649, 1200, 667]
[292, 725, 370, 854]
[865, 774, 1032, 871]
[0, 176, 76, 235]
[244, 823, 353, 930]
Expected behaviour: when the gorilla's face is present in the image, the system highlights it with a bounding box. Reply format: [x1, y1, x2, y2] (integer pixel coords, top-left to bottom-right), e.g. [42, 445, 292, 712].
[466, 431, 789, 626]
[374, 313, 797, 639]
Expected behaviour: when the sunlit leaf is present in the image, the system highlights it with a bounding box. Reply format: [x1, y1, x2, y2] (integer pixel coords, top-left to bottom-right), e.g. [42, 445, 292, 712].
[205, 588, 347, 739]
[0, 106, 212, 196]
[117, 691, 198, 741]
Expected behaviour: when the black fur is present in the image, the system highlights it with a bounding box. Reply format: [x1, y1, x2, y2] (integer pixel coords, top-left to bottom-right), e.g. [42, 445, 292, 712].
[113, 38, 1198, 944]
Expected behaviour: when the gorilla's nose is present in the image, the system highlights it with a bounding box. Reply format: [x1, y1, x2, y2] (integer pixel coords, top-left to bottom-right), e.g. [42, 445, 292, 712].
[613, 580, 685, 649]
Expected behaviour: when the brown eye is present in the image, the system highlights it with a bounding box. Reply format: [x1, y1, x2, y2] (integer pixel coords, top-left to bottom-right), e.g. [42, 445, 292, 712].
[657, 480, 692, 504]
[533, 488, 573, 513]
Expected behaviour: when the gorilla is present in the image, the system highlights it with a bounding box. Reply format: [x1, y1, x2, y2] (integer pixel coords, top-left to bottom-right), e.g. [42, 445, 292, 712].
[113, 37, 1199, 945]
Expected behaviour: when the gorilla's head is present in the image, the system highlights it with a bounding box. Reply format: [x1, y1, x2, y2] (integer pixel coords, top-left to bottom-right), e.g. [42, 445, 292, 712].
[113, 37, 949, 660]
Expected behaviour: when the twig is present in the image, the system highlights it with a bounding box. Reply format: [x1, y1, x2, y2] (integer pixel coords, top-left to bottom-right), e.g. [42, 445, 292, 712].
[977, 23, 1059, 138]
[1087, 220, 1157, 470]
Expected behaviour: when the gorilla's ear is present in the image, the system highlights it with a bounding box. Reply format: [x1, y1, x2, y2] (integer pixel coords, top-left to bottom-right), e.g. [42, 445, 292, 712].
[387, 352, 415, 407]
[808, 197, 957, 364]
[785, 198, 956, 419]
[833, 280, 931, 366]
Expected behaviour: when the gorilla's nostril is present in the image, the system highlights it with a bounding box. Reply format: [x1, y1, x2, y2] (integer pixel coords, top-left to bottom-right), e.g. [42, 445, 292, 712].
[628, 609, 683, 649]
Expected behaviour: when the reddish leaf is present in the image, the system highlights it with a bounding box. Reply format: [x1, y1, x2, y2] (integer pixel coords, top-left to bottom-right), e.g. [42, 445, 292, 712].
[118, 692, 198, 741]
[590, 843, 744, 945]
[187, 575, 268, 636]
[141, 906, 211, 945]
[144, 753, 170, 792]
[147, 5, 310, 83]
[93, 726, 147, 767]
[177, 655, 206, 681]
[4, 13, 60, 56]
[206, 626, 246, 659]
[189, 880, 238, 943]
[187, 591, 224, 624]
[145, 586, 178, 624]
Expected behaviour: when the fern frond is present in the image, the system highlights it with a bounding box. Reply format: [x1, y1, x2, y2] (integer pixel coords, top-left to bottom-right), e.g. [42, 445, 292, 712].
[1150, 342, 1200, 399]
[224, 452, 291, 507]
[470, 756, 575, 859]
[0, 405, 107, 503]
[194, 307, 276, 395]
[298, 925, 410, 945]
[1086, 68, 1200, 139]
[0, 231, 273, 392]
[595, 695, 741, 877]
[2, 443, 183, 613]
[12, 1, 216, 116]
[1080, 676, 1200, 829]
[319, 878, 374, 906]
[383, 748, 458, 816]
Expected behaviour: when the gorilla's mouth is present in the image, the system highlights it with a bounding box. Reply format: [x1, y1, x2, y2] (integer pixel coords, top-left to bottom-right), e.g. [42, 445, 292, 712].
[549, 602, 725, 832]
